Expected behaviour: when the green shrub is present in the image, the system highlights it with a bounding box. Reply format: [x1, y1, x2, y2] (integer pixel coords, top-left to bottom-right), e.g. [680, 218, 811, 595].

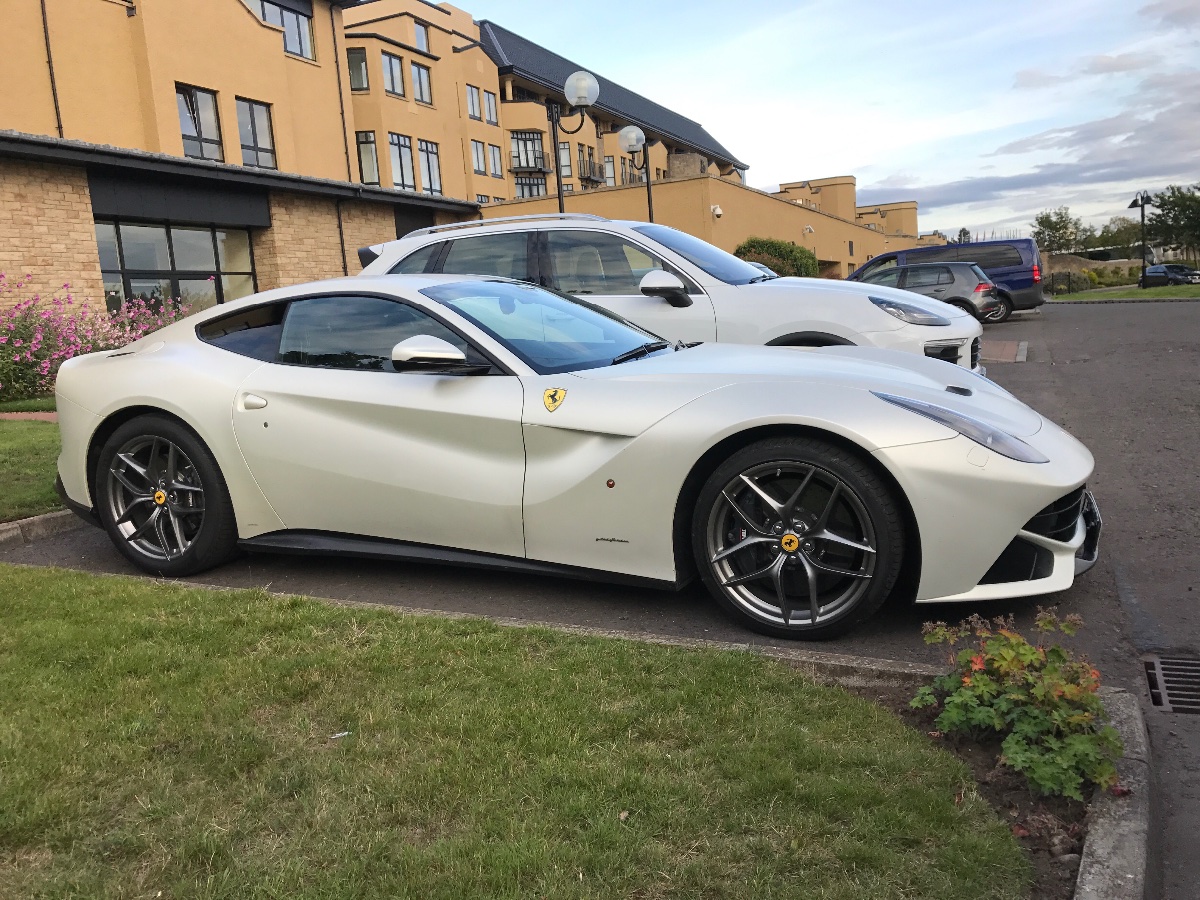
[733, 237, 818, 277]
[912, 609, 1122, 801]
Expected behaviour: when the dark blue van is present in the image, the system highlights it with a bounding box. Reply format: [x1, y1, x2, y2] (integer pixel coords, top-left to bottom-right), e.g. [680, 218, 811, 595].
[848, 238, 1044, 322]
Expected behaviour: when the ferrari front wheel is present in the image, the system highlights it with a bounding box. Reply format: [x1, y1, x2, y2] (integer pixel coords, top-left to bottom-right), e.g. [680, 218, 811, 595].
[96, 415, 238, 577]
[693, 438, 904, 640]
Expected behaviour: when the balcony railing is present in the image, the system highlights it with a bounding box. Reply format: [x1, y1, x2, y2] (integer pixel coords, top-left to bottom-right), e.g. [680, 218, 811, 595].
[578, 160, 606, 184]
[510, 150, 549, 173]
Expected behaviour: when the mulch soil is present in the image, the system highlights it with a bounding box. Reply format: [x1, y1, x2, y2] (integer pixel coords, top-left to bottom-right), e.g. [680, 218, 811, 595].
[850, 683, 1089, 900]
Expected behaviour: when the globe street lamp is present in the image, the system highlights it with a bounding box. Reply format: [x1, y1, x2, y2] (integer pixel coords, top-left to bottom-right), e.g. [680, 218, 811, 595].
[618, 124, 657, 223]
[1127, 190, 1153, 288]
[547, 70, 600, 213]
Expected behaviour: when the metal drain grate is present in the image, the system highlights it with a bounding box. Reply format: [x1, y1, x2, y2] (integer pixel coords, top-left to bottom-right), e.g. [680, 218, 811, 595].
[1144, 655, 1200, 713]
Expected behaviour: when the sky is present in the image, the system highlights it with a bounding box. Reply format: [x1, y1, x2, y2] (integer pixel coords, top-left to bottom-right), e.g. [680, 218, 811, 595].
[464, 0, 1200, 237]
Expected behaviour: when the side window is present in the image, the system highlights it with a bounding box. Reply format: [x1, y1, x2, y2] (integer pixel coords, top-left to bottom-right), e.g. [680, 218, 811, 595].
[388, 241, 442, 274]
[936, 268, 954, 285]
[438, 232, 530, 280]
[864, 269, 901, 288]
[197, 302, 286, 361]
[856, 256, 896, 278]
[276, 295, 490, 371]
[904, 267, 943, 288]
[545, 230, 670, 295]
[966, 246, 1023, 269]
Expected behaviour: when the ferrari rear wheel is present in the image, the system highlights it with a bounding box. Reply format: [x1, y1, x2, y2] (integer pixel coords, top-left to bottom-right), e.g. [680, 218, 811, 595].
[694, 438, 904, 640]
[96, 415, 238, 577]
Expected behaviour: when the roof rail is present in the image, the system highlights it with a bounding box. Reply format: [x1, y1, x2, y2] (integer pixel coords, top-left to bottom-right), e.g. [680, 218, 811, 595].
[405, 212, 609, 238]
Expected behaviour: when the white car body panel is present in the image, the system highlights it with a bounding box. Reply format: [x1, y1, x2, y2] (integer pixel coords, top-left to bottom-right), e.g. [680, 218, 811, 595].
[55, 274, 1094, 611]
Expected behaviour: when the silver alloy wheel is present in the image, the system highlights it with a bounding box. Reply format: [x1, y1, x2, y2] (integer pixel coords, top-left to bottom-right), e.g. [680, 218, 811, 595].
[705, 460, 877, 629]
[105, 435, 206, 561]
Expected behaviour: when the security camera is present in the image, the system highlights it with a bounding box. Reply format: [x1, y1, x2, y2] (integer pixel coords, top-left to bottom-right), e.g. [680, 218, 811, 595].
[711, 204, 723, 218]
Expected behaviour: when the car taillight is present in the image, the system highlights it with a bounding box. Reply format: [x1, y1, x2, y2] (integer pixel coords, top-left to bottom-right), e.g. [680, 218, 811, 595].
[973, 283, 991, 293]
[1032, 264, 1041, 283]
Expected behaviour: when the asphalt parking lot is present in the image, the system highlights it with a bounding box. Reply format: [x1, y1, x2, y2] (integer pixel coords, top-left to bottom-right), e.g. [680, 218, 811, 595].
[4, 300, 1197, 898]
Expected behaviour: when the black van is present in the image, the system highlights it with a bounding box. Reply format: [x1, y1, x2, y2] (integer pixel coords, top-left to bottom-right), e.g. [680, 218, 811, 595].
[848, 238, 1044, 323]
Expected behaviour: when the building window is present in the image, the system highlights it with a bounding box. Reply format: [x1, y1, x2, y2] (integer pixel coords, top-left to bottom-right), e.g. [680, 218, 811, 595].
[562, 184, 573, 193]
[477, 194, 489, 203]
[259, 1, 314, 59]
[604, 155, 615, 187]
[356, 131, 379, 185]
[620, 157, 628, 184]
[493, 196, 505, 203]
[236, 98, 275, 169]
[511, 132, 545, 170]
[382, 52, 404, 96]
[95, 220, 255, 314]
[411, 62, 432, 104]
[346, 48, 368, 90]
[655, 168, 662, 180]
[513, 85, 538, 102]
[176, 84, 222, 161]
[471, 140, 486, 175]
[414, 22, 430, 52]
[418, 139, 441, 195]
[577, 144, 585, 178]
[515, 176, 547, 199]
[488, 144, 503, 177]
[848, 240, 855, 258]
[466, 85, 482, 120]
[558, 141, 571, 177]
[389, 133, 416, 191]
[484, 90, 498, 125]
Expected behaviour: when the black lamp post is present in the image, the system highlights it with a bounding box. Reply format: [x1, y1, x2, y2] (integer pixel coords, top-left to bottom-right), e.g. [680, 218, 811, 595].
[546, 71, 600, 213]
[617, 125, 657, 223]
[1128, 190, 1152, 287]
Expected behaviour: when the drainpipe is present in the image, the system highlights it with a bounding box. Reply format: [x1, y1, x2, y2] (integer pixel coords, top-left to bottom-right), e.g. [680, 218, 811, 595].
[330, 5, 353, 182]
[39, 0, 64, 138]
[336, 198, 348, 275]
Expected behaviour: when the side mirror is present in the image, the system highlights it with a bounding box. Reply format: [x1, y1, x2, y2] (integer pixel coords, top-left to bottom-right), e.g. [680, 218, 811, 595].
[639, 270, 693, 308]
[391, 335, 488, 374]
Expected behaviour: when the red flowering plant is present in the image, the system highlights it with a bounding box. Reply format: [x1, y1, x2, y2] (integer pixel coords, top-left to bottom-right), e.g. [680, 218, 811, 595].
[0, 273, 189, 401]
[911, 608, 1122, 800]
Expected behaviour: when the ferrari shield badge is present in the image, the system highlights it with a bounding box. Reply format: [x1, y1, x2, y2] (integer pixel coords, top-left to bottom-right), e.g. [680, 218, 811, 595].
[543, 388, 567, 412]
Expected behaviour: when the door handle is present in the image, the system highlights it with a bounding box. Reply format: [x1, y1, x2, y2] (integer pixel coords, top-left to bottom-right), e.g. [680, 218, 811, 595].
[241, 393, 268, 410]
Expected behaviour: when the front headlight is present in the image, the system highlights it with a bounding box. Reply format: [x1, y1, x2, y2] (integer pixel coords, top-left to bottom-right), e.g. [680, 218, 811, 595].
[869, 295, 951, 326]
[872, 392, 1049, 463]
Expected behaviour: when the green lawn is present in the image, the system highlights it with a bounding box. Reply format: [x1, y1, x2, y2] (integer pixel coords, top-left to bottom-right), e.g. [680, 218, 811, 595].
[0, 397, 56, 413]
[0, 421, 61, 523]
[1050, 283, 1200, 301]
[0, 566, 1028, 900]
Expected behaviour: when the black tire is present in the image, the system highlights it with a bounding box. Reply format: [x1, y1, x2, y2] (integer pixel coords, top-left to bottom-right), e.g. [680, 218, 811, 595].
[95, 415, 238, 577]
[982, 295, 1013, 323]
[692, 437, 904, 640]
[949, 300, 978, 319]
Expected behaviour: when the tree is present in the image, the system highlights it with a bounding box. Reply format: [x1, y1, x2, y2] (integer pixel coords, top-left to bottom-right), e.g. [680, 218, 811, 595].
[733, 237, 818, 277]
[955, 227, 972, 244]
[1149, 184, 1200, 262]
[1031, 207, 1085, 254]
[1095, 216, 1141, 258]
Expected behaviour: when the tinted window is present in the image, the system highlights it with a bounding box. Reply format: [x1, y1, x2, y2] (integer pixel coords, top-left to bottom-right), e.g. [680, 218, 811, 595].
[277, 295, 488, 371]
[863, 269, 901, 287]
[969, 265, 990, 282]
[546, 230, 669, 295]
[198, 303, 286, 361]
[439, 232, 530, 280]
[632, 224, 765, 285]
[964, 246, 1023, 269]
[904, 267, 945, 288]
[909, 246, 959, 264]
[389, 242, 442, 274]
[855, 256, 898, 279]
[422, 281, 661, 375]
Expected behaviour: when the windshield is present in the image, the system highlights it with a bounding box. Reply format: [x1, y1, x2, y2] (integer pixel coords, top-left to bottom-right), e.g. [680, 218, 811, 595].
[421, 280, 669, 374]
[632, 224, 766, 285]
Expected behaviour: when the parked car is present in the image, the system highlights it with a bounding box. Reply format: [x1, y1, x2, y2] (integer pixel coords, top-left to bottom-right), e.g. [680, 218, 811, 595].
[1139, 264, 1200, 287]
[358, 214, 984, 372]
[55, 275, 1100, 640]
[859, 262, 1000, 321]
[848, 238, 1045, 323]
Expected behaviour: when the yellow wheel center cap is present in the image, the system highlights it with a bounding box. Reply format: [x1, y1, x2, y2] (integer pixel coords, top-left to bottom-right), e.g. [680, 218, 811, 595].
[780, 533, 800, 553]
[153, 490, 167, 506]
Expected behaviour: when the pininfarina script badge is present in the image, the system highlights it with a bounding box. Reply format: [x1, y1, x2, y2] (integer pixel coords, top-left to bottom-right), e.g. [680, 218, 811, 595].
[543, 388, 567, 412]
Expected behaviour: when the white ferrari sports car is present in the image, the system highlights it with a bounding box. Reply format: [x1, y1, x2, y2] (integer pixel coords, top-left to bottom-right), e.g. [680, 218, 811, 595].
[55, 275, 1101, 639]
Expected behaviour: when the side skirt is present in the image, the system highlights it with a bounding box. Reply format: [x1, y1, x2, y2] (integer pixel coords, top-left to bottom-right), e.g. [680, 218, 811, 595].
[238, 530, 683, 591]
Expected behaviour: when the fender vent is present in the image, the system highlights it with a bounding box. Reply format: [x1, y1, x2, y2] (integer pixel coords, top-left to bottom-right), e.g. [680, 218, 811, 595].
[1144, 655, 1200, 714]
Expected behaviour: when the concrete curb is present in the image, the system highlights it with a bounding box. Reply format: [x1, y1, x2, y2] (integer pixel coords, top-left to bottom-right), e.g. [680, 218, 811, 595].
[1073, 687, 1150, 900]
[0, 509, 81, 549]
[1048, 297, 1200, 305]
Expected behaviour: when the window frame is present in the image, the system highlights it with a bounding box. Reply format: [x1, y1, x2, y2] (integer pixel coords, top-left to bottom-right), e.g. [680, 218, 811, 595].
[388, 133, 416, 191]
[382, 51, 405, 97]
[235, 97, 276, 169]
[418, 139, 442, 195]
[471, 139, 487, 175]
[483, 90, 498, 125]
[356, 131, 380, 185]
[411, 62, 432, 104]
[466, 84, 482, 120]
[488, 143, 503, 178]
[176, 83, 223, 162]
[346, 47, 369, 91]
[558, 141, 572, 177]
[260, 1, 314, 59]
[413, 22, 430, 53]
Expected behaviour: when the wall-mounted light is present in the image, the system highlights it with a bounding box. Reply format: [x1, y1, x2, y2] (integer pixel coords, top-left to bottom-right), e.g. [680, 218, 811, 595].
[803, 225, 815, 234]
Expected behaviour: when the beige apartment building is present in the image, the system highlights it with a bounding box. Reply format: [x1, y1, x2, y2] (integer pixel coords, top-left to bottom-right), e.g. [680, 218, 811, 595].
[0, 0, 935, 312]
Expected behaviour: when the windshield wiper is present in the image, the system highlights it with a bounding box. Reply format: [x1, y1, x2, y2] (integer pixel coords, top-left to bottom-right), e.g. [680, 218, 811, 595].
[748, 274, 779, 283]
[611, 340, 671, 365]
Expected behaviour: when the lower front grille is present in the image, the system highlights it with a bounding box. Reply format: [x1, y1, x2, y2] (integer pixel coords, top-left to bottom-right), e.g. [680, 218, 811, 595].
[1025, 487, 1086, 541]
[979, 537, 1054, 584]
[923, 342, 963, 365]
[970, 337, 981, 369]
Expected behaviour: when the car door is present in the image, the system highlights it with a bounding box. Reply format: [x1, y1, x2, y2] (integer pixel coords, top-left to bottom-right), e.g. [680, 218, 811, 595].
[232, 292, 527, 557]
[539, 229, 717, 343]
[900, 266, 951, 299]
